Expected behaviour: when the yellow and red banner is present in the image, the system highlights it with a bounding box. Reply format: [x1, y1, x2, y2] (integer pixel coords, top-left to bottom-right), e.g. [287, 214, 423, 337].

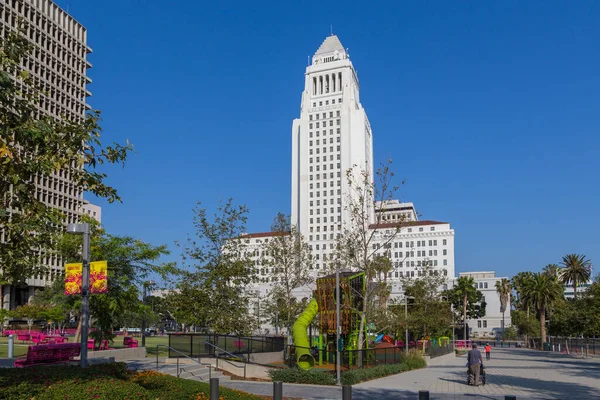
[64, 261, 108, 295]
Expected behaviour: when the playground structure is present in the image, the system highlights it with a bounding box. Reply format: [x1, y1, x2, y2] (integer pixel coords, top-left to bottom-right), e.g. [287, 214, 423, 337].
[292, 271, 366, 370]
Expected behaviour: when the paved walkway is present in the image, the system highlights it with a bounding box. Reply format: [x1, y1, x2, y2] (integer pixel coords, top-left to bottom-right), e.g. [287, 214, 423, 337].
[222, 347, 600, 399]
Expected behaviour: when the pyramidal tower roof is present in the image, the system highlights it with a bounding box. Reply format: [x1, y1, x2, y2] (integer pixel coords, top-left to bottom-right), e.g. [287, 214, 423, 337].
[314, 35, 345, 56]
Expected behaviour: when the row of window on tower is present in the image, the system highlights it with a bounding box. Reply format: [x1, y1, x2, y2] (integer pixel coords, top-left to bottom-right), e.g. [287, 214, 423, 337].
[312, 72, 343, 96]
[375, 239, 448, 249]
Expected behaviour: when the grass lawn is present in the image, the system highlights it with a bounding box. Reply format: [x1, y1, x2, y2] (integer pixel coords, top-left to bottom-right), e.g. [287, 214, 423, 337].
[0, 335, 170, 358]
[0, 337, 29, 358]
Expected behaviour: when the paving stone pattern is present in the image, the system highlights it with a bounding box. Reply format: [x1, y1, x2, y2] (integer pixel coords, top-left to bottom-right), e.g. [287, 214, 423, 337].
[222, 347, 600, 399]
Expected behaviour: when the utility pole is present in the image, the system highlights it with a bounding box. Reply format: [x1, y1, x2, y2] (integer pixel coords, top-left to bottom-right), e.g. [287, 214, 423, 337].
[335, 265, 341, 385]
[67, 223, 90, 369]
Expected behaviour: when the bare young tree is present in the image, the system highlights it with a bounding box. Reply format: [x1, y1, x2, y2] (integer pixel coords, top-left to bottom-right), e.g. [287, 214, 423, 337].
[262, 213, 314, 343]
[328, 160, 406, 363]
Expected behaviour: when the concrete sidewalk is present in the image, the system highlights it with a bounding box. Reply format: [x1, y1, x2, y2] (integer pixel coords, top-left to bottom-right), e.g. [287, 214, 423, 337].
[222, 347, 600, 399]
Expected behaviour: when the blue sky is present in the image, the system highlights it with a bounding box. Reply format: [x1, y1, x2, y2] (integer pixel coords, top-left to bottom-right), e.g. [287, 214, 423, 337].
[56, 0, 599, 278]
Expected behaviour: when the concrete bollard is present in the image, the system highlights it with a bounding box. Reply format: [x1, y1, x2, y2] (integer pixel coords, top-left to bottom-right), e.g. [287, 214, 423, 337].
[210, 378, 219, 400]
[273, 381, 283, 400]
[8, 334, 14, 359]
[419, 390, 429, 400]
[505, 396, 516, 400]
[342, 385, 352, 400]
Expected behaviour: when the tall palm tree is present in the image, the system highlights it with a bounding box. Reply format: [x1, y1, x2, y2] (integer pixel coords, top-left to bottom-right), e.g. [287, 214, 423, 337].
[495, 278, 511, 332]
[512, 271, 534, 312]
[543, 264, 561, 279]
[453, 276, 477, 341]
[560, 254, 592, 298]
[521, 272, 563, 347]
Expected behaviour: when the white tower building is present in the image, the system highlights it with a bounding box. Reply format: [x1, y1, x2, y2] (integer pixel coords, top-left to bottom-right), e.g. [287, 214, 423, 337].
[291, 35, 374, 271]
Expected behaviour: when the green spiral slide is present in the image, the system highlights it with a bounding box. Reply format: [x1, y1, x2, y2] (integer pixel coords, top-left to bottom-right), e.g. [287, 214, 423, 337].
[292, 297, 319, 370]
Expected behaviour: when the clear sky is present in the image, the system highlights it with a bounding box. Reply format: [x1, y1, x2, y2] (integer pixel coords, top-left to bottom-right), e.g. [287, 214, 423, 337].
[56, 0, 599, 278]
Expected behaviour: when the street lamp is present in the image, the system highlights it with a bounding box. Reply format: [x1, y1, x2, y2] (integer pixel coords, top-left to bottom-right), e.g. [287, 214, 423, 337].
[404, 295, 415, 355]
[66, 223, 90, 369]
[335, 264, 341, 385]
[142, 281, 155, 348]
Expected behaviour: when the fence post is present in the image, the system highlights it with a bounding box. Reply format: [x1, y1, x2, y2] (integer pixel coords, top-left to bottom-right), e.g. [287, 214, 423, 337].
[273, 382, 283, 400]
[419, 390, 429, 400]
[8, 334, 14, 359]
[342, 385, 352, 400]
[210, 378, 219, 400]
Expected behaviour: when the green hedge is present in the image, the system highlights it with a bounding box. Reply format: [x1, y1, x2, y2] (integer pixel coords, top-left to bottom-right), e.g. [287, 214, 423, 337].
[0, 363, 262, 400]
[270, 353, 427, 386]
[268, 368, 337, 385]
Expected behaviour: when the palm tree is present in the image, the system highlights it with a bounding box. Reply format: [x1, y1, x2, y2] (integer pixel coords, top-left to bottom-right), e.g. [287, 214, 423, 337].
[495, 278, 511, 332]
[453, 276, 477, 341]
[543, 264, 561, 279]
[512, 271, 534, 312]
[521, 272, 563, 347]
[560, 254, 592, 297]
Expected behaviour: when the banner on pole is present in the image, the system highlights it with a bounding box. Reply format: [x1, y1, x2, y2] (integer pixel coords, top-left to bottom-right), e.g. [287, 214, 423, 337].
[64, 261, 108, 295]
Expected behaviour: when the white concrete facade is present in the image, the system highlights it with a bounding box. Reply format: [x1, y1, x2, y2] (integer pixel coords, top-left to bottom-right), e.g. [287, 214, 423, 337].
[291, 35, 374, 272]
[1, 0, 93, 309]
[82, 201, 102, 223]
[457, 271, 512, 338]
[238, 35, 456, 332]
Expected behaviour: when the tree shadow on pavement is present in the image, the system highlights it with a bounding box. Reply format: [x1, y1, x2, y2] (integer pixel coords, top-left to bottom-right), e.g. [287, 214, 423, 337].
[444, 371, 600, 400]
[353, 387, 505, 400]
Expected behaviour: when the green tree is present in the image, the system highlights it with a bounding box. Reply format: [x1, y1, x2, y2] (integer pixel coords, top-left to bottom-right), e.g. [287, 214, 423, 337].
[560, 254, 592, 298]
[261, 213, 313, 342]
[391, 263, 452, 340]
[511, 310, 539, 339]
[495, 278, 511, 333]
[172, 199, 257, 335]
[0, 32, 133, 296]
[10, 303, 45, 333]
[40, 306, 69, 335]
[445, 276, 485, 340]
[521, 272, 563, 346]
[512, 271, 534, 312]
[36, 221, 173, 344]
[543, 264, 561, 279]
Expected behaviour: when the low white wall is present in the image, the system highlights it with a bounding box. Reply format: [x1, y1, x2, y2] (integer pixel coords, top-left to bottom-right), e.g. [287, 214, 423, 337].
[424, 351, 455, 366]
[87, 347, 146, 361]
[204, 358, 274, 379]
[248, 351, 283, 364]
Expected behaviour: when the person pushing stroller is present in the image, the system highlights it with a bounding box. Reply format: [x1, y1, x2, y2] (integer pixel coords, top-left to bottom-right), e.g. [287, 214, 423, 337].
[467, 343, 486, 386]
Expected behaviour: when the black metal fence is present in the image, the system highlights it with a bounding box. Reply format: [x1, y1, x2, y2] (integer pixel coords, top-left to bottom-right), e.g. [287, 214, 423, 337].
[168, 334, 285, 358]
[539, 337, 600, 355]
[425, 344, 453, 358]
[286, 345, 415, 370]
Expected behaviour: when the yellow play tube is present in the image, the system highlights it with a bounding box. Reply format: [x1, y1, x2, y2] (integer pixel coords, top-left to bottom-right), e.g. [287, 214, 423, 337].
[292, 297, 319, 370]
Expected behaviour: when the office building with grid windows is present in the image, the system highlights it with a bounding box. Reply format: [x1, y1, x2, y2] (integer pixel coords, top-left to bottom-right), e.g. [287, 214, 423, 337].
[1, 0, 96, 309]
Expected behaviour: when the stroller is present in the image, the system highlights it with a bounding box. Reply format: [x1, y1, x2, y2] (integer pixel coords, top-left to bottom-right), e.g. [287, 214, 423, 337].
[466, 362, 486, 386]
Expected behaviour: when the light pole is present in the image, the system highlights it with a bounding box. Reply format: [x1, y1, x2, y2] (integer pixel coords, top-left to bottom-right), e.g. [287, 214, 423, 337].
[66, 223, 90, 369]
[142, 280, 155, 348]
[335, 264, 341, 385]
[404, 295, 415, 355]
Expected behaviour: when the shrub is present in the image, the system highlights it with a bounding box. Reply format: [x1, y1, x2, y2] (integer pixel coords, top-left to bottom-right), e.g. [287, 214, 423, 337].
[0, 363, 263, 400]
[35, 378, 152, 400]
[268, 368, 337, 385]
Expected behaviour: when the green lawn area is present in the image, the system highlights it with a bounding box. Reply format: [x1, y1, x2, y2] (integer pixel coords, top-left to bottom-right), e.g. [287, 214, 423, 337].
[0, 337, 28, 358]
[0, 335, 170, 358]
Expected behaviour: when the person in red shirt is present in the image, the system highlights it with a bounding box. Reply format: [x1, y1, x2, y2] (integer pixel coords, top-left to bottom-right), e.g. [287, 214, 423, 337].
[485, 343, 492, 360]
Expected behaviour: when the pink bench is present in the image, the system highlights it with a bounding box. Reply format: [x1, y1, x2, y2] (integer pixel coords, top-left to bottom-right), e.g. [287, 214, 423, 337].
[17, 333, 30, 343]
[14, 343, 80, 367]
[123, 336, 138, 348]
